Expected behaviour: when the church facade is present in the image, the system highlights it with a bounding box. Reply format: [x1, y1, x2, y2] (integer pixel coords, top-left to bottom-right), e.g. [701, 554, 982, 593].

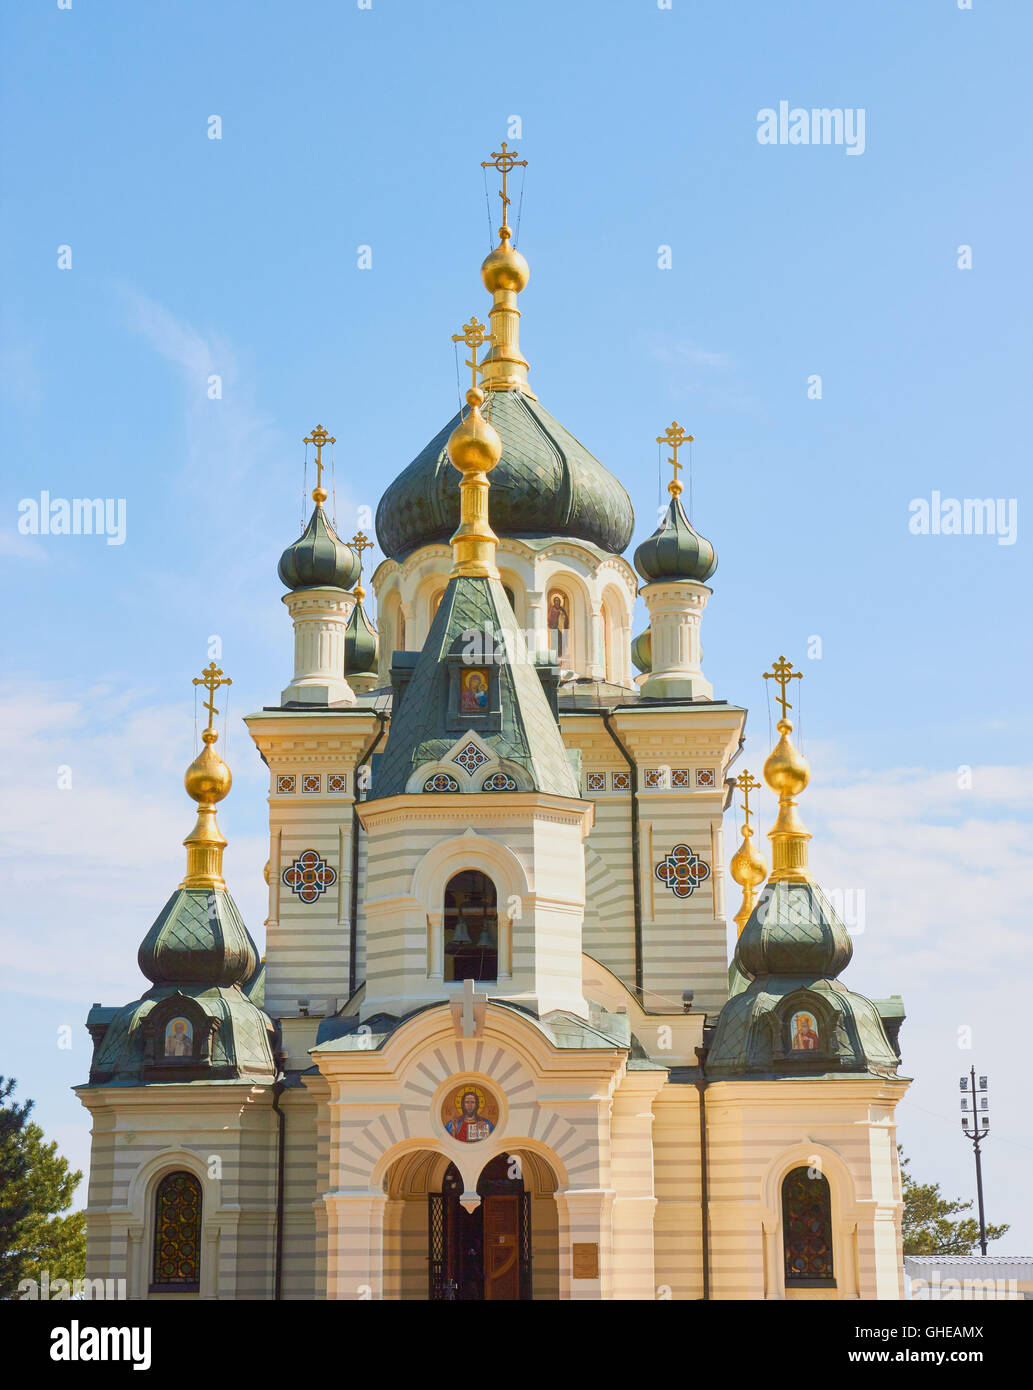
[77, 149, 909, 1302]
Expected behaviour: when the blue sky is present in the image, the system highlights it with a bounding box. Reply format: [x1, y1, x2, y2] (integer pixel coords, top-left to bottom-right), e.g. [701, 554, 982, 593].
[2, 1, 1031, 1254]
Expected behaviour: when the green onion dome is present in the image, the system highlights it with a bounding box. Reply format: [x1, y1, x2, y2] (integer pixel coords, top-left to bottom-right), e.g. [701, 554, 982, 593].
[138, 887, 260, 988]
[375, 390, 634, 560]
[631, 627, 652, 674]
[633, 490, 717, 585]
[344, 597, 379, 676]
[278, 503, 360, 591]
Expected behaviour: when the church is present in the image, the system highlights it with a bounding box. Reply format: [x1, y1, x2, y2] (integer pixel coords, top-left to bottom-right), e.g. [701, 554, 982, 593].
[76, 146, 910, 1302]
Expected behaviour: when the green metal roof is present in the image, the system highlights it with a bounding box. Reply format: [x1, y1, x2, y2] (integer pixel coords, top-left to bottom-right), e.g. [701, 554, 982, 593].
[634, 490, 717, 584]
[278, 502, 360, 591]
[370, 573, 580, 800]
[375, 390, 635, 560]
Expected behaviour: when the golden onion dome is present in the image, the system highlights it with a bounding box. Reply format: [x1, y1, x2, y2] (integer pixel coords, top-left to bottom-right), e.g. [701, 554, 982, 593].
[729, 826, 768, 890]
[481, 242, 529, 294]
[184, 728, 232, 805]
[446, 387, 503, 475]
[763, 719, 810, 797]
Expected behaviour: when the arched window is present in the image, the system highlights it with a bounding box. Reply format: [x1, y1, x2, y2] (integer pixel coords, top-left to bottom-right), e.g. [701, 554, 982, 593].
[151, 1170, 202, 1293]
[443, 870, 498, 982]
[546, 587, 572, 667]
[782, 1166, 835, 1286]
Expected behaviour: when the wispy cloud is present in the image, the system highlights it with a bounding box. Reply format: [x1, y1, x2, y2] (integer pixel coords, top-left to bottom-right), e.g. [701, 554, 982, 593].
[0, 681, 267, 1004]
[117, 285, 280, 493]
[644, 331, 757, 413]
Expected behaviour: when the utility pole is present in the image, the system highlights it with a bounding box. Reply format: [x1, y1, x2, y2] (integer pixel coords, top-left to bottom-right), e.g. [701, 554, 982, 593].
[959, 1067, 990, 1256]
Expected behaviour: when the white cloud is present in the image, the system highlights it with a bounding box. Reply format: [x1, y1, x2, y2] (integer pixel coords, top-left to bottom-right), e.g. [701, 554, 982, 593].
[117, 284, 280, 494]
[0, 682, 268, 1004]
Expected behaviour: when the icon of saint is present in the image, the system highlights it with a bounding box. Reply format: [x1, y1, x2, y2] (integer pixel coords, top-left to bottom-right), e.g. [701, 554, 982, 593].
[446, 1090, 495, 1142]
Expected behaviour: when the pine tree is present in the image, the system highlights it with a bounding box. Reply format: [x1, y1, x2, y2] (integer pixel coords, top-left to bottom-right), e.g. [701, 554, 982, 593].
[900, 1148, 1008, 1256]
[0, 1076, 86, 1299]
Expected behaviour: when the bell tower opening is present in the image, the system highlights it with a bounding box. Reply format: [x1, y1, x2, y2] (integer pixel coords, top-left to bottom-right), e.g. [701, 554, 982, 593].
[443, 870, 498, 982]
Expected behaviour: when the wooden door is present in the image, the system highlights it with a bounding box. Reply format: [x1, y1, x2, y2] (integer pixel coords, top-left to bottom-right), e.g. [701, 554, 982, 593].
[483, 1194, 520, 1300]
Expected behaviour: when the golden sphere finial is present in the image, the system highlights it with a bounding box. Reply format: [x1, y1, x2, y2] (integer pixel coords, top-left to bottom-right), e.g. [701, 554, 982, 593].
[763, 719, 810, 797]
[481, 242, 530, 294]
[446, 390, 502, 476]
[184, 737, 232, 806]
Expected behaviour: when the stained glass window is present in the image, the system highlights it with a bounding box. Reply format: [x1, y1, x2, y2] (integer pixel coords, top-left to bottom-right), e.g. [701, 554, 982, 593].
[152, 1171, 202, 1291]
[782, 1166, 834, 1284]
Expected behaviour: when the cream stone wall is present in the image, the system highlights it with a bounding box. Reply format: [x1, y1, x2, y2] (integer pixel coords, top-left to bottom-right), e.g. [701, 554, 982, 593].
[76, 1085, 280, 1301]
[357, 793, 592, 1019]
[312, 1003, 650, 1301]
[704, 1077, 909, 1300]
[245, 709, 380, 1018]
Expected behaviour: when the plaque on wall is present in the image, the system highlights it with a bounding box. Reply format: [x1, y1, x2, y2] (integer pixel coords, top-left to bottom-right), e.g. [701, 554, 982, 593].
[572, 1242, 599, 1279]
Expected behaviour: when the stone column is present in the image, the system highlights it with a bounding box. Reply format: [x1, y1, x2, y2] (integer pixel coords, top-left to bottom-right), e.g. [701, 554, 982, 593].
[324, 1191, 388, 1300]
[281, 586, 357, 706]
[639, 579, 713, 700]
[525, 589, 546, 662]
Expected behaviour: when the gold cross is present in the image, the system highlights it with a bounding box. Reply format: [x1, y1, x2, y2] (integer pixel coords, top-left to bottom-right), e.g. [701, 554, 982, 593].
[657, 422, 694, 494]
[192, 661, 232, 734]
[734, 770, 762, 828]
[303, 424, 336, 494]
[451, 316, 496, 392]
[481, 142, 527, 238]
[350, 531, 374, 568]
[350, 531, 374, 601]
[763, 655, 802, 721]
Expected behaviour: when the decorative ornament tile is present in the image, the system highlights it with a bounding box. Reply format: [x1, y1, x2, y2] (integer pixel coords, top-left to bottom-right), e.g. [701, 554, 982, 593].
[644, 768, 666, 789]
[301, 773, 321, 794]
[276, 775, 296, 795]
[327, 772, 348, 794]
[671, 768, 691, 788]
[655, 844, 711, 899]
[424, 772, 460, 792]
[453, 741, 489, 775]
[282, 849, 337, 904]
[586, 772, 606, 792]
[482, 771, 517, 791]
[612, 772, 631, 791]
[696, 768, 716, 788]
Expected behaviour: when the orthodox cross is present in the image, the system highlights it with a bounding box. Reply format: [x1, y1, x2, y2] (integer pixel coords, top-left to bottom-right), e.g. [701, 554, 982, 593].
[657, 421, 693, 494]
[303, 424, 335, 495]
[734, 770, 762, 829]
[192, 661, 232, 734]
[762, 655, 802, 721]
[451, 316, 495, 392]
[481, 142, 527, 235]
[351, 530, 374, 573]
[350, 530, 374, 597]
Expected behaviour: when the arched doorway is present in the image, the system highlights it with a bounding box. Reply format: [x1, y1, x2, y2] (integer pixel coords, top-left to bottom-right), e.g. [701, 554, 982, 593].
[429, 1154, 531, 1301]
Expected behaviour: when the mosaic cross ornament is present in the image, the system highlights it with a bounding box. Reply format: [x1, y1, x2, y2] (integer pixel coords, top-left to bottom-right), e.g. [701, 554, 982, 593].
[282, 849, 337, 904]
[453, 741, 489, 775]
[655, 844, 711, 899]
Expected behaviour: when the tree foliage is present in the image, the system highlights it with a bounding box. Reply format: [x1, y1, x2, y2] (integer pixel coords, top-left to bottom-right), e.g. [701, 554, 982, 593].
[900, 1148, 1008, 1256]
[0, 1076, 86, 1299]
